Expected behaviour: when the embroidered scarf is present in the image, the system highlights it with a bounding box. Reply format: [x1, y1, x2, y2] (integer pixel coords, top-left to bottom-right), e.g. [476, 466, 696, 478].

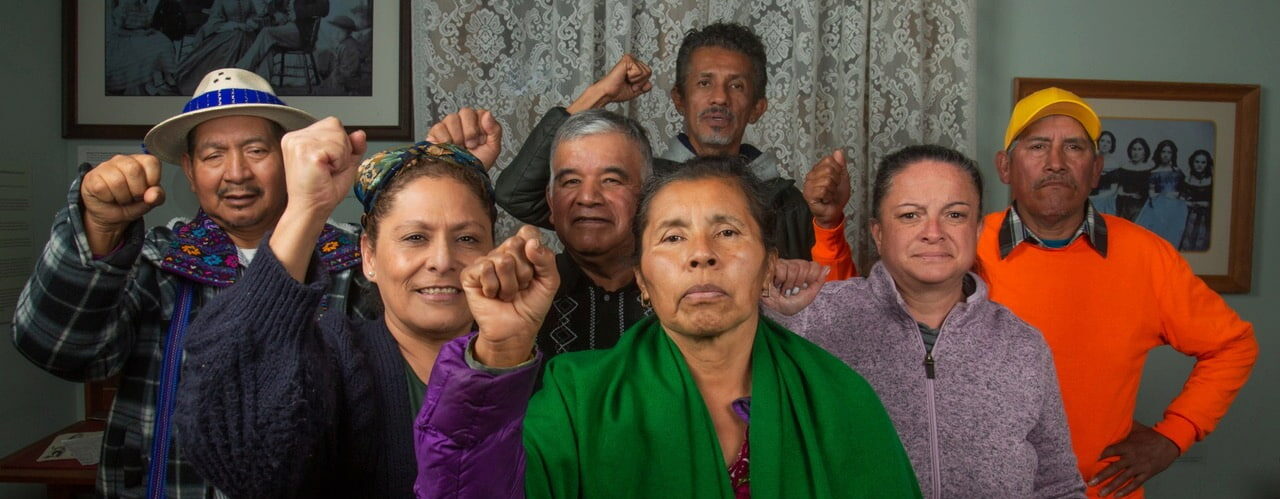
[523, 315, 921, 498]
[160, 211, 360, 287]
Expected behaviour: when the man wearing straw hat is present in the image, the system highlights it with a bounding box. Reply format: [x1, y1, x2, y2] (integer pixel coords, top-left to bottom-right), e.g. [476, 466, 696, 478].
[12, 68, 372, 498]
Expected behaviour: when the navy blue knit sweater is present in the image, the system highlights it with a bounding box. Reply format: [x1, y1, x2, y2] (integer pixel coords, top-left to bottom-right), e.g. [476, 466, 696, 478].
[175, 244, 417, 498]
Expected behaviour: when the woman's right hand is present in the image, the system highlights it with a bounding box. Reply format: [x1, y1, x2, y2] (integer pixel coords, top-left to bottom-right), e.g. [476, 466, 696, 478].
[271, 117, 367, 281]
[463, 225, 560, 368]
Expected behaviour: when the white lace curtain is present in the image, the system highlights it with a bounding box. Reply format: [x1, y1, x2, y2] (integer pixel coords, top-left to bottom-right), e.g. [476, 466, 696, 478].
[412, 0, 975, 267]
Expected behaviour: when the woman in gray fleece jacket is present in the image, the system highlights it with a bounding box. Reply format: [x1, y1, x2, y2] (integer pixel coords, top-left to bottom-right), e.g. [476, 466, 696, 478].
[766, 145, 1084, 498]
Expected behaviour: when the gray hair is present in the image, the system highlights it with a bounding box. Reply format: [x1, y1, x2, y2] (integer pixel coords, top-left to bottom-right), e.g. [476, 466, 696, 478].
[549, 109, 654, 191]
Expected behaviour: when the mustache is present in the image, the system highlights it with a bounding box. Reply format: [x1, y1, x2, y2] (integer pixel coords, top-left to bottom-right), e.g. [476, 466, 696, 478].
[699, 106, 735, 121]
[217, 185, 263, 197]
[1034, 173, 1077, 189]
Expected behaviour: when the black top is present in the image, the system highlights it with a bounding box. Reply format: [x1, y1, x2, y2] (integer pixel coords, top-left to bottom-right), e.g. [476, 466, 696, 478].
[1114, 167, 1151, 197]
[1181, 179, 1213, 204]
[536, 253, 651, 362]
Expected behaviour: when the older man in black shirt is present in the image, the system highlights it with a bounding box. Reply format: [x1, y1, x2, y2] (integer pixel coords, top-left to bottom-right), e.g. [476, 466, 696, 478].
[429, 108, 651, 360]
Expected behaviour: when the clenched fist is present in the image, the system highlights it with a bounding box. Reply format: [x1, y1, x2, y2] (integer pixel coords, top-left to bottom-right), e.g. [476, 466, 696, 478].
[80, 154, 166, 254]
[464, 225, 560, 368]
[804, 149, 851, 229]
[271, 117, 367, 282]
[425, 107, 503, 169]
[761, 258, 829, 316]
[280, 116, 369, 217]
[566, 54, 654, 114]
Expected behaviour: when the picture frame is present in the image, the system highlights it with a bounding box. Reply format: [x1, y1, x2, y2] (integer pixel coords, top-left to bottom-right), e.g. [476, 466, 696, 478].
[1014, 77, 1259, 293]
[63, 0, 412, 140]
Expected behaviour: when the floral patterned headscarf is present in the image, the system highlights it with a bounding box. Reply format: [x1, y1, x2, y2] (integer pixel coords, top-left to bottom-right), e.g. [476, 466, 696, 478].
[353, 141, 491, 214]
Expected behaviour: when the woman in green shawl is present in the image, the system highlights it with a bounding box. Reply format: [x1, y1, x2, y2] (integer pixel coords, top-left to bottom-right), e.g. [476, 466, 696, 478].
[414, 156, 920, 498]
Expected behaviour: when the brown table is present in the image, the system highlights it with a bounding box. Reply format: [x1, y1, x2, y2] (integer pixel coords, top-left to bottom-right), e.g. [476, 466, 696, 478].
[0, 419, 102, 499]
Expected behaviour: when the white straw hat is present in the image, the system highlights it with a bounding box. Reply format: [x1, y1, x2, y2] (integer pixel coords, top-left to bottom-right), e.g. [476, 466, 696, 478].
[143, 68, 316, 164]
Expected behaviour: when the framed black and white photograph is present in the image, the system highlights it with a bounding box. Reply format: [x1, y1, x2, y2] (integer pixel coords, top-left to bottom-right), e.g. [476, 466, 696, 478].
[1014, 77, 1260, 293]
[64, 0, 412, 139]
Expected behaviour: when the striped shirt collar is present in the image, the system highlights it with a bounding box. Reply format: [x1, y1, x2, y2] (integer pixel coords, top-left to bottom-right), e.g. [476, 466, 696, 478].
[997, 201, 1108, 259]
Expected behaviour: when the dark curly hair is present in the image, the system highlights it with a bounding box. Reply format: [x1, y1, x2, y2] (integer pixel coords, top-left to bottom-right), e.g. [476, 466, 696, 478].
[1126, 137, 1151, 164]
[673, 22, 768, 102]
[1153, 139, 1179, 168]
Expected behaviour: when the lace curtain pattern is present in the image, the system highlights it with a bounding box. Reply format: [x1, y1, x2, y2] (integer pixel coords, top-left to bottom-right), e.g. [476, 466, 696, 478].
[413, 0, 974, 266]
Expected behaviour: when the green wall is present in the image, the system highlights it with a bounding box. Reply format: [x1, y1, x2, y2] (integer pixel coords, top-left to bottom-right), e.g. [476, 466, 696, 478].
[977, 1, 1278, 496]
[0, 2, 78, 497]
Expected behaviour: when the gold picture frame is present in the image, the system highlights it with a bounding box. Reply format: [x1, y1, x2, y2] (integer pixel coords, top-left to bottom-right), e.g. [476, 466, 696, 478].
[1014, 77, 1259, 293]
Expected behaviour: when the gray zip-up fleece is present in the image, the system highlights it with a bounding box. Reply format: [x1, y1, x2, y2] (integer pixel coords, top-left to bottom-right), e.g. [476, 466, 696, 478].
[770, 262, 1084, 499]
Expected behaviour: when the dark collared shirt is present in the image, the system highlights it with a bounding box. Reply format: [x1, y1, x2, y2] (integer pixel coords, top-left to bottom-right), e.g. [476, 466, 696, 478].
[997, 201, 1109, 259]
[535, 253, 651, 362]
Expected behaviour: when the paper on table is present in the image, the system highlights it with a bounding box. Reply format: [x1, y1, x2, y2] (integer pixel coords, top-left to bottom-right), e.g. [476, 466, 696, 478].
[36, 431, 103, 466]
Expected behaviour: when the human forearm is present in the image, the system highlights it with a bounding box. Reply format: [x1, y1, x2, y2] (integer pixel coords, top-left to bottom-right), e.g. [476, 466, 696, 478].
[1156, 250, 1259, 450]
[270, 205, 328, 282]
[810, 219, 856, 280]
[12, 204, 148, 381]
[176, 243, 335, 497]
[414, 335, 538, 498]
[493, 108, 569, 229]
[565, 84, 612, 114]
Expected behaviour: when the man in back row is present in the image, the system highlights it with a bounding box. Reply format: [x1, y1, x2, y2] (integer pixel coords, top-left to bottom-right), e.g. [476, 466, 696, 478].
[430, 108, 654, 361]
[495, 21, 844, 262]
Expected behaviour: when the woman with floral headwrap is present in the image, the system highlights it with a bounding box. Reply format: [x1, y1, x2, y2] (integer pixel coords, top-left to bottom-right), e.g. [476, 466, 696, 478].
[174, 111, 518, 498]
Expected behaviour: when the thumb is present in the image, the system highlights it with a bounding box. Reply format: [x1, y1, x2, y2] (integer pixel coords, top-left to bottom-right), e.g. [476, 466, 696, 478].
[480, 110, 502, 138]
[348, 130, 368, 159]
[833, 148, 847, 168]
[143, 185, 166, 207]
[525, 237, 557, 286]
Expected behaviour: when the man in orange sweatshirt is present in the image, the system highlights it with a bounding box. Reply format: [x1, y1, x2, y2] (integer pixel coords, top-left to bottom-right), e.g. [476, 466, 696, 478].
[977, 87, 1257, 498]
[804, 88, 1258, 497]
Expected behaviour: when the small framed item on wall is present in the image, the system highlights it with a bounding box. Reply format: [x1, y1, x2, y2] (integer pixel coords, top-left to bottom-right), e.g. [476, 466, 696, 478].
[1014, 77, 1259, 293]
[64, 0, 412, 140]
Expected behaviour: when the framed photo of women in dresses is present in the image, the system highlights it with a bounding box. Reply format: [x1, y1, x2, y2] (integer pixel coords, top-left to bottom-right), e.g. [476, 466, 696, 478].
[64, 0, 412, 140]
[1014, 77, 1260, 293]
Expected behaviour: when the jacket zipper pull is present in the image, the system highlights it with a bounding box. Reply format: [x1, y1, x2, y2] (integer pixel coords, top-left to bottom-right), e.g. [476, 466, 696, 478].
[924, 351, 936, 379]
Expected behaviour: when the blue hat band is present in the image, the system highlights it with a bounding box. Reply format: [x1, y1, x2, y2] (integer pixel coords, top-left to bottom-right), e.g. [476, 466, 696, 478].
[182, 89, 287, 114]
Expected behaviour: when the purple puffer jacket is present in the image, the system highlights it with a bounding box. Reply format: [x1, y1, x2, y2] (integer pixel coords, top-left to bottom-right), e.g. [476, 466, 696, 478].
[769, 262, 1084, 499]
[414, 335, 537, 498]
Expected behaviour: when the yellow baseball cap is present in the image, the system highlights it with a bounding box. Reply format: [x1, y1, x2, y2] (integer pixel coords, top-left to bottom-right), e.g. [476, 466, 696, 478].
[1003, 87, 1101, 150]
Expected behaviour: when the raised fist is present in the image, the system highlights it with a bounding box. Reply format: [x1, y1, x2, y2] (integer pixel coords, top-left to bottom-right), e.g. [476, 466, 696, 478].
[804, 149, 851, 229]
[761, 258, 829, 316]
[463, 225, 560, 368]
[80, 154, 166, 254]
[280, 116, 368, 217]
[566, 54, 653, 113]
[426, 107, 503, 170]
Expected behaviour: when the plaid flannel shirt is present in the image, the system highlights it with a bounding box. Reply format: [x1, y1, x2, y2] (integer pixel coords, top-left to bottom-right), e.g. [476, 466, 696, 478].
[12, 168, 376, 499]
[997, 201, 1109, 258]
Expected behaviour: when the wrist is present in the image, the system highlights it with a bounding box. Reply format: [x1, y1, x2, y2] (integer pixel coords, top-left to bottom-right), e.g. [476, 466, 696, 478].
[474, 336, 535, 368]
[280, 202, 332, 229]
[83, 216, 129, 256]
[814, 214, 845, 230]
[566, 85, 610, 114]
